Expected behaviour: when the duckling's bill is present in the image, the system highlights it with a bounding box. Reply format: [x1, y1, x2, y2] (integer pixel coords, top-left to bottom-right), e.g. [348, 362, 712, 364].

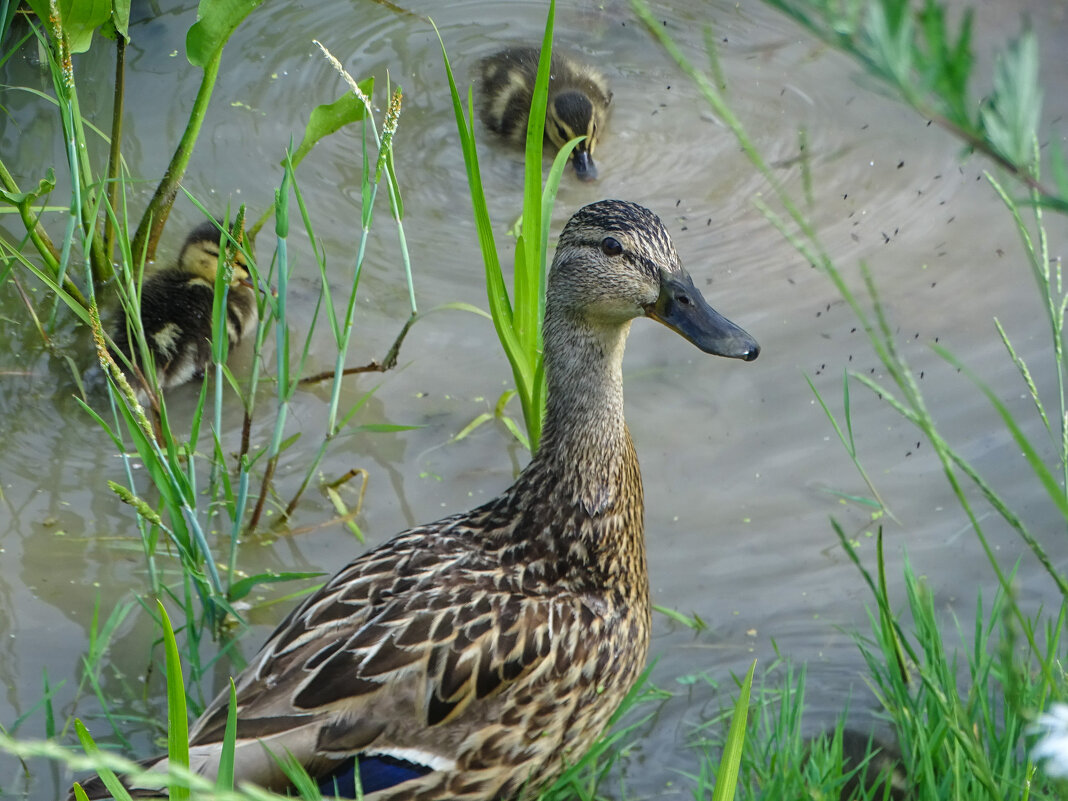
[646, 270, 759, 361]
[572, 149, 597, 181]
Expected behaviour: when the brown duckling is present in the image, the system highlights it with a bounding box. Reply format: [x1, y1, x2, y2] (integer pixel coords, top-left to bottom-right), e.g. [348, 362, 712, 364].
[478, 46, 612, 181]
[110, 220, 257, 396]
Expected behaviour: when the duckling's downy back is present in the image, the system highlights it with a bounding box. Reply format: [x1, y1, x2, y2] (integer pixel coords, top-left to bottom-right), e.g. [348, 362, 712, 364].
[478, 46, 611, 180]
[109, 221, 257, 396]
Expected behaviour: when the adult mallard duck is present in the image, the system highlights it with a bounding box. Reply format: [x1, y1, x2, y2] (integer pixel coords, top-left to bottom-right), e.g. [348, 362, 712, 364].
[109, 220, 257, 397]
[478, 46, 612, 181]
[74, 200, 758, 800]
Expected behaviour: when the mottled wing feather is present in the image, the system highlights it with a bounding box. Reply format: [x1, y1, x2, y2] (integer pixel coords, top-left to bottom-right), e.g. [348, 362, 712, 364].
[189, 523, 559, 780]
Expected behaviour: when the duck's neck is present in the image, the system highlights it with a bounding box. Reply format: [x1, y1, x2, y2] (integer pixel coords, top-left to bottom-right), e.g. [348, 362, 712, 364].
[535, 310, 632, 476]
[499, 308, 646, 594]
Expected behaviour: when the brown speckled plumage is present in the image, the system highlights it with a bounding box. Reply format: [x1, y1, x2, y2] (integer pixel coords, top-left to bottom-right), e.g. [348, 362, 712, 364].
[74, 200, 758, 801]
[110, 221, 257, 397]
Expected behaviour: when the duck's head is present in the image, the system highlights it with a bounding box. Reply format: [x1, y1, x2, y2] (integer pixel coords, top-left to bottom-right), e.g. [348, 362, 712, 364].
[178, 220, 253, 288]
[546, 90, 608, 182]
[549, 199, 759, 361]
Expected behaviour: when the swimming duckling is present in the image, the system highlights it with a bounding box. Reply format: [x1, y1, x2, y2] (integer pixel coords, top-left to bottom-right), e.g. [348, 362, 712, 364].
[73, 200, 758, 801]
[110, 220, 257, 397]
[478, 46, 611, 181]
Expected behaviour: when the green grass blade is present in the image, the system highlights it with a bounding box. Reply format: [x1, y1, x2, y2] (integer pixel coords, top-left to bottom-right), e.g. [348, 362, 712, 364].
[215, 680, 238, 792]
[157, 600, 191, 801]
[73, 720, 135, 801]
[711, 659, 755, 801]
[516, 0, 556, 356]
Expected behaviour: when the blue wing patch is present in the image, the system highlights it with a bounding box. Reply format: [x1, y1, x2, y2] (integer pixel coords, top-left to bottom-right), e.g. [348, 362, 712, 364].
[318, 754, 433, 797]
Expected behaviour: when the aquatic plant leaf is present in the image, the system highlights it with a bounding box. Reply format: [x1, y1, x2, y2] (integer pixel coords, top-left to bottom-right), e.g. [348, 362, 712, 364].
[291, 80, 375, 167]
[652, 605, 707, 630]
[185, 0, 263, 68]
[26, 0, 111, 53]
[111, 0, 129, 40]
[0, 167, 55, 205]
[228, 571, 324, 603]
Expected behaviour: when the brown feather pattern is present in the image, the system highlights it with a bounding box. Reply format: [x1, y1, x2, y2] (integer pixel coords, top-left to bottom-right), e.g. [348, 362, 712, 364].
[73, 200, 758, 801]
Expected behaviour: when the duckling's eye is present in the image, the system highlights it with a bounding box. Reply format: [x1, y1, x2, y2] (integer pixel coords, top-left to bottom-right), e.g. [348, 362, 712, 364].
[601, 237, 623, 256]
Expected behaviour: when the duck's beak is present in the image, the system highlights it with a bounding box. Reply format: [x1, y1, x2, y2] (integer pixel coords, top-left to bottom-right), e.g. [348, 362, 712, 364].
[572, 150, 598, 182]
[646, 270, 759, 361]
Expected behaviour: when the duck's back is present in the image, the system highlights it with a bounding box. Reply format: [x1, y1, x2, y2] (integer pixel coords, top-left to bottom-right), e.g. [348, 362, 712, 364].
[179, 473, 651, 799]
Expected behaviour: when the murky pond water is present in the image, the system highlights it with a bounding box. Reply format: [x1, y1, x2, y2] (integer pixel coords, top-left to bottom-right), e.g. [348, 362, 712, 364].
[2, 0, 1067, 797]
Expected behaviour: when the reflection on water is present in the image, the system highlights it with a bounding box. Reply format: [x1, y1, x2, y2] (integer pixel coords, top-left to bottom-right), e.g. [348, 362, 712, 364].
[2, 0, 1067, 798]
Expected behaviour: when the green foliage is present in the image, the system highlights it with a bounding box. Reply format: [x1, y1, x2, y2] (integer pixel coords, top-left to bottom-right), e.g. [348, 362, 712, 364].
[436, 0, 577, 451]
[759, 0, 1061, 204]
[185, 0, 262, 68]
[25, 0, 115, 53]
[293, 86, 375, 168]
[159, 603, 192, 801]
[710, 660, 755, 801]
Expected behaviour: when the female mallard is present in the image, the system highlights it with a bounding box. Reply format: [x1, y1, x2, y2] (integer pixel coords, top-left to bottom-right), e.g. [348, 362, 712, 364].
[74, 200, 758, 800]
[478, 46, 612, 181]
[109, 220, 257, 397]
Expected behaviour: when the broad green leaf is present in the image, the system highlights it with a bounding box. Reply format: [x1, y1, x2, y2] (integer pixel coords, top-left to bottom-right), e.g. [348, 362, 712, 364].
[291, 80, 374, 167]
[26, 0, 112, 53]
[111, 0, 130, 39]
[186, 0, 263, 68]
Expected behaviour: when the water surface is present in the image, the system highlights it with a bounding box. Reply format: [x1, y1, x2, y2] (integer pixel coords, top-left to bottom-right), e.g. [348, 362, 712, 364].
[2, 0, 1067, 797]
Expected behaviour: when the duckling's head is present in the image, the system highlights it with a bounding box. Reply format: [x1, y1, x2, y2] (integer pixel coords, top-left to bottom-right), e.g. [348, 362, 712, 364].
[178, 220, 252, 287]
[546, 90, 608, 182]
[549, 199, 759, 360]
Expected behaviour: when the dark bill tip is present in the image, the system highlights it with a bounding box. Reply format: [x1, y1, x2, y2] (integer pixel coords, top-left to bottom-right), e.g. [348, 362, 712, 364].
[571, 150, 598, 181]
[645, 270, 759, 361]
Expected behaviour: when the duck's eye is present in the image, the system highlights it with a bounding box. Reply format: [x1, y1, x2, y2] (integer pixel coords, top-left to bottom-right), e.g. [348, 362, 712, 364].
[676, 293, 691, 306]
[601, 237, 623, 256]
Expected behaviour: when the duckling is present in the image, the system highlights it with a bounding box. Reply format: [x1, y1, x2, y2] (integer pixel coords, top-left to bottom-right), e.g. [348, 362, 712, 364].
[838, 729, 909, 801]
[109, 220, 257, 397]
[73, 200, 758, 801]
[478, 46, 612, 181]
[806, 728, 909, 800]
